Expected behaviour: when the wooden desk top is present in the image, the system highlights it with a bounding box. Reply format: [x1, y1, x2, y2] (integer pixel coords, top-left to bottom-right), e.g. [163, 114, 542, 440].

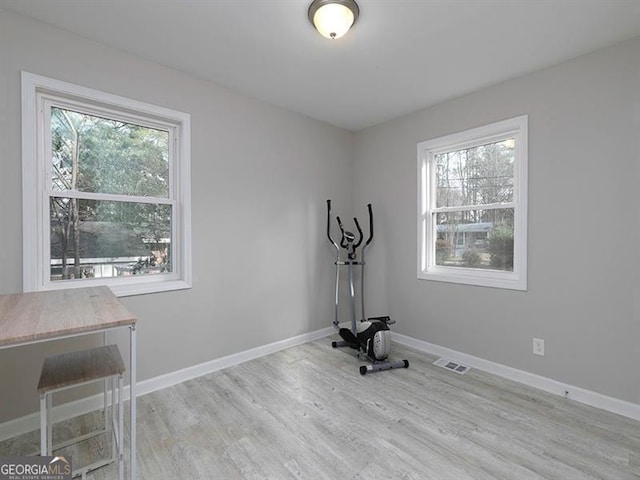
[0, 286, 136, 348]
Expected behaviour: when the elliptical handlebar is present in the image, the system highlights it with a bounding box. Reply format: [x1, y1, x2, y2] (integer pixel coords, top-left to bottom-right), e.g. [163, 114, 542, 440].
[353, 217, 364, 249]
[326, 199, 339, 251]
[365, 203, 374, 247]
[326, 199, 373, 256]
[336, 216, 350, 249]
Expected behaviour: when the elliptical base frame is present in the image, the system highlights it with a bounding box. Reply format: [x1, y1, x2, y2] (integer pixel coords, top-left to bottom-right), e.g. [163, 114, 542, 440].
[330, 334, 409, 375]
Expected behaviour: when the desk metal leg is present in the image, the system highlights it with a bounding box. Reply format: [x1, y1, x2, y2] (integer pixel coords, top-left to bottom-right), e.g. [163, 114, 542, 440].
[118, 374, 124, 480]
[129, 324, 137, 480]
[39, 393, 46, 456]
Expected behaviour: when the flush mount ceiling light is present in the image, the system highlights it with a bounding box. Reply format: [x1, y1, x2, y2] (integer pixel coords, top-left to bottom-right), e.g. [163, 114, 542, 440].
[308, 0, 360, 40]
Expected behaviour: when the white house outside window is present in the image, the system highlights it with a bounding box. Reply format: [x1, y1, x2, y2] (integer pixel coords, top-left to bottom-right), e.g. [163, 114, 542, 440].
[22, 72, 191, 296]
[417, 115, 528, 290]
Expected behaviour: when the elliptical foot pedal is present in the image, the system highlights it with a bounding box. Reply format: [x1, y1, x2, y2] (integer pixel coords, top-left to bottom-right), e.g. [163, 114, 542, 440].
[339, 328, 360, 350]
[368, 315, 395, 326]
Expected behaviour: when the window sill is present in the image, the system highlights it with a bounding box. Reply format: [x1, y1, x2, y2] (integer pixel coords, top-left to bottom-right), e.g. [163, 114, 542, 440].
[110, 279, 191, 297]
[418, 267, 526, 291]
[34, 278, 191, 297]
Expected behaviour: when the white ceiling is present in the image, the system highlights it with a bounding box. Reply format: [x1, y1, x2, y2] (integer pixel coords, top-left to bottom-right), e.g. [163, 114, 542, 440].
[2, 0, 640, 131]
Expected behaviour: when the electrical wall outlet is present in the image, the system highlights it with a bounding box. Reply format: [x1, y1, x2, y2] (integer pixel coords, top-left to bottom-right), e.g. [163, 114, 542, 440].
[533, 337, 545, 356]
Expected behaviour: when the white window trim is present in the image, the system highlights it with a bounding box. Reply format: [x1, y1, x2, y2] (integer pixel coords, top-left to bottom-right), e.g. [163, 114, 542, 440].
[417, 115, 528, 290]
[21, 71, 192, 297]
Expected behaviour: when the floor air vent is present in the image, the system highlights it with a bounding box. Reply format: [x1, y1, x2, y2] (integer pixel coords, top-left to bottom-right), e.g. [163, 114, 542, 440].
[433, 358, 470, 374]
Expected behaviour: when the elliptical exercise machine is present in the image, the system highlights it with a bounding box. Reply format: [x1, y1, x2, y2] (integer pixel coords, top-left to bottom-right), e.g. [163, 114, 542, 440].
[326, 200, 409, 375]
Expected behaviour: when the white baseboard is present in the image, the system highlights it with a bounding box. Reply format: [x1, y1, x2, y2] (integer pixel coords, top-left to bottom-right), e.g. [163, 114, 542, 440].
[392, 332, 640, 422]
[0, 326, 334, 441]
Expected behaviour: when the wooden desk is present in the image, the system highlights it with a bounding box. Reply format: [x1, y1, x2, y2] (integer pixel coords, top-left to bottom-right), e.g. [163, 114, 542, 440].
[0, 286, 137, 480]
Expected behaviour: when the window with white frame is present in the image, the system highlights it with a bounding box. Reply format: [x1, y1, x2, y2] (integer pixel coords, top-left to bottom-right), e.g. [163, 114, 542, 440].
[417, 115, 528, 290]
[22, 72, 191, 296]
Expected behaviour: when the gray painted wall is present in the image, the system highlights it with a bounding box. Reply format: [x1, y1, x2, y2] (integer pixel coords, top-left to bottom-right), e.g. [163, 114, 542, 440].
[353, 37, 640, 404]
[0, 10, 353, 422]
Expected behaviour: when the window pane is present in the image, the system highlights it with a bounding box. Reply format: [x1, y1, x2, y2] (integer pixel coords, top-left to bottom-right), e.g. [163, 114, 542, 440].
[51, 107, 170, 197]
[435, 139, 514, 207]
[435, 208, 514, 272]
[50, 197, 172, 281]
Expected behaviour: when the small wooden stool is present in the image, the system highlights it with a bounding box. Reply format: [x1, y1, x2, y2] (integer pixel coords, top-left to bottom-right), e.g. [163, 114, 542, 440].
[38, 345, 126, 480]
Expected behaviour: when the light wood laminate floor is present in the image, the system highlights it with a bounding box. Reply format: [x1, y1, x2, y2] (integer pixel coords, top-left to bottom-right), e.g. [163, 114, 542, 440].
[2, 337, 640, 479]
